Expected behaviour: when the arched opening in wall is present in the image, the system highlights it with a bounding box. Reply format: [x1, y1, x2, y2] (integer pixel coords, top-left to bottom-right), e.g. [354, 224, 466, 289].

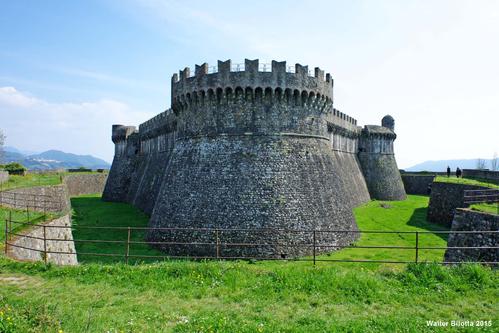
[308, 92, 315, 106]
[193, 92, 199, 107]
[264, 87, 272, 105]
[200, 90, 206, 105]
[186, 93, 192, 107]
[216, 88, 223, 104]
[301, 91, 308, 106]
[293, 90, 300, 106]
[284, 88, 292, 105]
[207, 89, 214, 104]
[245, 87, 253, 102]
[255, 87, 263, 103]
[225, 87, 233, 103]
[275, 88, 283, 106]
[235, 87, 244, 101]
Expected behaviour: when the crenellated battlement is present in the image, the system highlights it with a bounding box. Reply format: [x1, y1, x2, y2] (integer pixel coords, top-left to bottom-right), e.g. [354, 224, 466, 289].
[171, 59, 334, 111]
[138, 109, 176, 139]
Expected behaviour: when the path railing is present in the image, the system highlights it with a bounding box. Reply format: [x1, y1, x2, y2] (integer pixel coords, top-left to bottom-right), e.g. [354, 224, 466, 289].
[4, 220, 498, 265]
[463, 189, 499, 214]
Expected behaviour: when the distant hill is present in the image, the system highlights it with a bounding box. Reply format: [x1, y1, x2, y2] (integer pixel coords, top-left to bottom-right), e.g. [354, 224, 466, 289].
[405, 159, 496, 172]
[1, 148, 110, 170]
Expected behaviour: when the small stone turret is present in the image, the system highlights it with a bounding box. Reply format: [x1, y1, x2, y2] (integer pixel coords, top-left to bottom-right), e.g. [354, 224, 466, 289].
[358, 116, 406, 201]
[381, 115, 395, 131]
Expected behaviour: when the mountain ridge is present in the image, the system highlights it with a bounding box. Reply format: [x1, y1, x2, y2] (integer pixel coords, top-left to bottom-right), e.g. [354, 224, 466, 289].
[1, 147, 110, 170]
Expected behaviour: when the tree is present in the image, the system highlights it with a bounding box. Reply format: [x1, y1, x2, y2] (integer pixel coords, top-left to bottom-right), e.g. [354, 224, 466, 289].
[0, 129, 5, 164]
[492, 152, 498, 171]
[476, 158, 487, 170]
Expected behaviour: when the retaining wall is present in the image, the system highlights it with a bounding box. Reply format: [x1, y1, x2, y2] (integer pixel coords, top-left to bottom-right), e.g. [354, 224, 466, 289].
[0, 171, 8, 184]
[427, 182, 489, 227]
[401, 174, 435, 195]
[0, 185, 70, 212]
[462, 169, 499, 184]
[63, 173, 108, 196]
[7, 214, 77, 265]
[444, 208, 498, 264]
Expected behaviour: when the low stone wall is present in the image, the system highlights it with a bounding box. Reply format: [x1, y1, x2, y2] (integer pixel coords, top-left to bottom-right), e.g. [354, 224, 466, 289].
[63, 173, 108, 196]
[462, 169, 499, 184]
[401, 174, 435, 195]
[0, 185, 70, 212]
[7, 214, 77, 265]
[444, 208, 498, 265]
[0, 170, 8, 184]
[427, 182, 490, 227]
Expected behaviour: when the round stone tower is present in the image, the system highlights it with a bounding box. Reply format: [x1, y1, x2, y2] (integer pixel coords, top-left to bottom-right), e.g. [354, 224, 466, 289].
[147, 59, 360, 258]
[357, 115, 406, 201]
[102, 125, 139, 202]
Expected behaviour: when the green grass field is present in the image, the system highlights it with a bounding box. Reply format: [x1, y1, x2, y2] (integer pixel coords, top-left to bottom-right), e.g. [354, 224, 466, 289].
[0, 173, 63, 191]
[470, 202, 499, 215]
[70, 194, 448, 265]
[434, 176, 499, 189]
[0, 195, 497, 332]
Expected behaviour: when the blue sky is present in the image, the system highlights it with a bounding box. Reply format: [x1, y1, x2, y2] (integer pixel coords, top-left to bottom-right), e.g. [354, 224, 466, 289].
[1, 0, 498, 168]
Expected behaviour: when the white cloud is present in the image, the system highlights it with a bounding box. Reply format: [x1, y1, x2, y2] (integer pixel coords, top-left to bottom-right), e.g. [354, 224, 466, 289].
[0, 87, 155, 162]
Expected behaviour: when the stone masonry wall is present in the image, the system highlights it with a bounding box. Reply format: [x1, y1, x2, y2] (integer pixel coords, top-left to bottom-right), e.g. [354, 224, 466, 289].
[427, 182, 489, 227]
[148, 136, 363, 258]
[63, 173, 108, 197]
[0, 185, 70, 212]
[401, 175, 435, 195]
[462, 169, 499, 184]
[7, 214, 77, 265]
[444, 208, 498, 265]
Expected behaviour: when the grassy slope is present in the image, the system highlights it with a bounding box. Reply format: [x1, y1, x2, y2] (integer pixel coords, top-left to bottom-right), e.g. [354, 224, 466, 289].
[0, 173, 63, 191]
[0, 195, 497, 332]
[434, 176, 499, 189]
[71, 195, 162, 263]
[469, 203, 499, 215]
[71, 195, 448, 265]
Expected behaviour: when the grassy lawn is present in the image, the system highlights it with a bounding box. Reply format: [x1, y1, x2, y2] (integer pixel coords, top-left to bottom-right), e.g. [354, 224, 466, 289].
[71, 194, 448, 265]
[0, 206, 51, 241]
[434, 176, 499, 189]
[0, 173, 63, 191]
[0, 259, 497, 332]
[470, 203, 499, 215]
[329, 195, 448, 264]
[0, 195, 496, 332]
[71, 195, 163, 264]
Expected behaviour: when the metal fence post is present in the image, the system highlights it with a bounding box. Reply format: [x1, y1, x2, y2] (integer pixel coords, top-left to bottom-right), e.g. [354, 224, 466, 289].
[43, 225, 47, 264]
[26, 205, 30, 223]
[313, 230, 316, 266]
[415, 231, 419, 263]
[4, 217, 8, 254]
[125, 227, 131, 264]
[215, 229, 220, 259]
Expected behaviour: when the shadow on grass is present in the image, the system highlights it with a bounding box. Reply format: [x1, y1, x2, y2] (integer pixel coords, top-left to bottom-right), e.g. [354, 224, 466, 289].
[407, 207, 448, 242]
[71, 195, 164, 264]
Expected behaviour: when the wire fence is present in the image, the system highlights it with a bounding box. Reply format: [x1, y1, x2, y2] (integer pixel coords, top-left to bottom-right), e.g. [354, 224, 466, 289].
[4, 218, 498, 265]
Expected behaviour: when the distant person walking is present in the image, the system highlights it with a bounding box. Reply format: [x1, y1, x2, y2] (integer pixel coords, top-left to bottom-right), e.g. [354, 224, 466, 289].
[456, 167, 462, 178]
[446, 166, 451, 177]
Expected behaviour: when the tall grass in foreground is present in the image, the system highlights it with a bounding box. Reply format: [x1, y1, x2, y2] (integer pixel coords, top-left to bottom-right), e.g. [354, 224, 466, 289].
[0, 259, 497, 332]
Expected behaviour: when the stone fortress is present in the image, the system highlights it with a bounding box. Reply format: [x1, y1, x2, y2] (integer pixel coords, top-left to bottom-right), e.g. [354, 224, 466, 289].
[103, 59, 406, 257]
